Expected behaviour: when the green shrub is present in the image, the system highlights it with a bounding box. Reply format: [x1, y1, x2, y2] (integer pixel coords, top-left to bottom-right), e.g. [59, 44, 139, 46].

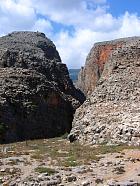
[35, 167, 57, 175]
[62, 156, 78, 167]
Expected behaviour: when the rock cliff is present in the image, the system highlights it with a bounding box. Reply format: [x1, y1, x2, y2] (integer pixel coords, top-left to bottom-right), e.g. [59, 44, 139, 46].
[77, 38, 137, 96]
[69, 37, 140, 146]
[0, 31, 85, 143]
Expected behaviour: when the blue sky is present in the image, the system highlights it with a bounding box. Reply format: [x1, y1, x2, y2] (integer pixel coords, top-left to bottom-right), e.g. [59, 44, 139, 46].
[108, 0, 140, 16]
[0, 0, 140, 68]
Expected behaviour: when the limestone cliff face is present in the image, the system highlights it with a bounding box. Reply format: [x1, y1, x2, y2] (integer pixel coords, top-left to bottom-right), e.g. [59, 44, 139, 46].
[69, 37, 140, 146]
[0, 31, 85, 143]
[77, 39, 128, 96]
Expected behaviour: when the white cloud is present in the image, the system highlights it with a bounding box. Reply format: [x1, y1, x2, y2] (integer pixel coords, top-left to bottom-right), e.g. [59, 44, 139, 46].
[33, 0, 109, 29]
[116, 12, 140, 38]
[32, 19, 53, 36]
[0, 0, 52, 36]
[0, 0, 36, 35]
[54, 30, 96, 69]
[54, 11, 140, 68]
[0, 0, 140, 68]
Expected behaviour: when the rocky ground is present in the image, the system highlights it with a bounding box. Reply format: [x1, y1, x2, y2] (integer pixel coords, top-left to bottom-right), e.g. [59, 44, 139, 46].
[0, 138, 140, 186]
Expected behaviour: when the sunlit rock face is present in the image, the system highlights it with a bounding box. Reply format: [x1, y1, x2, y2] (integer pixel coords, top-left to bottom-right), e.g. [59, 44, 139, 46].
[0, 31, 85, 143]
[77, 39, 128, 96]
[69, 37, 140, 146]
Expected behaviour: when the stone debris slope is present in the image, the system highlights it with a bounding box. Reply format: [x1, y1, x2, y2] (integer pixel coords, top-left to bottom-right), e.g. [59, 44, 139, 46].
[69, 37, 140, 146]
[0, 31, 85, 143]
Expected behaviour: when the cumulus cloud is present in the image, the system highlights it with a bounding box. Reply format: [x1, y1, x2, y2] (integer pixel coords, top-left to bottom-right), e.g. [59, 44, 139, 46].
[32, 19, 53, 36]
[0, 0, 35, 35]
[0, 0, 52, 35]
[0, 0, 140, 68]
[116, 12, 140, 38]
[54, 12, 140, 68]
[33, 0, 109, 29]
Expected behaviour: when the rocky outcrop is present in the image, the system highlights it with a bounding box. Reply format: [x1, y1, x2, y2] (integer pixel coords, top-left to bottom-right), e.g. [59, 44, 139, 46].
[0, 31, 85, 143]
[69, 37, 140, 146]
[77, 38, 138, 96]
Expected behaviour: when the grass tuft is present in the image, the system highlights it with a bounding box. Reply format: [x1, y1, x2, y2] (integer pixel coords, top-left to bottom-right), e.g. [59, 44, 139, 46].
[1, 137, 139, 167]
[35, 167, 57, 175]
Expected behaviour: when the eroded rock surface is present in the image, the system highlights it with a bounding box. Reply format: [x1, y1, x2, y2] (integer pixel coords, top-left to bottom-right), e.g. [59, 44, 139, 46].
[77, 37, 139, 96]
[0, 31, 85, 143]
[70, 37, 140, 146]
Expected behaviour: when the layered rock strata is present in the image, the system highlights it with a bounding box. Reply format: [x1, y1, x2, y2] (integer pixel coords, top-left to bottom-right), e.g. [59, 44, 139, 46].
[0, 31, 85, 143]
[69, 37, 140, 146]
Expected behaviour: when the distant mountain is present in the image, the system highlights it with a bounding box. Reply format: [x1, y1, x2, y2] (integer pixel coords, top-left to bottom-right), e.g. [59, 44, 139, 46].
[69, 69, 80, 82]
